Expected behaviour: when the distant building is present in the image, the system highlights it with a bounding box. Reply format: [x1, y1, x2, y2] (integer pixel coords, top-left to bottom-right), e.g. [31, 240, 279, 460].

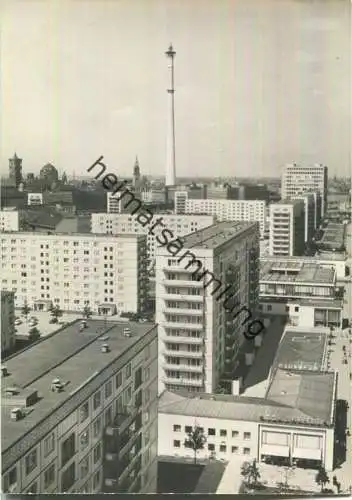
[1, 320, 158, 493]
[1, 290, 15, 353]
[184, 198, 266, 238]
[8, 153, 23, 188]
[27, 193, 44, 206]
[281, 163, 328, 217]
[39, 163, 59, 185]
[174, 188, 206, 214]
[0, 232, 149, 314]
[206, 183, 238, 200]
[140, 189, 165, 204]
[0, 208, 19, 231]
[269, 200, 305, 257]
[155, 221, 260, 395]
[291, 193, 316, 244]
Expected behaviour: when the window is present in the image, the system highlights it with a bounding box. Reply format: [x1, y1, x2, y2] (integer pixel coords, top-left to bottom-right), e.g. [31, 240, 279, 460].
[244, 432, 251, 440]
[208, 428, 215, 436]
[115, 371, 123, 389]
[267, 305, 272, 311]
[44, 463, 55, 489]
[208, 443, 215, 451]
[294, 306, 299, 312]
[173, 440, 181, 448]
[80, 429, 89, 451]
[25, 449, 38, 476]
[4, 466, 17, 491]
[105, 380, 113, 399]
[26, 481, 38, 493]
[232, 430, 239, 438]
[80, 401, 89, 423]
[93, 469, 101, 490]
[105, 406, 113, 426]
[93, 416, 102, 438]
[185, 426, 192, 433]
[61, 462, 75, 492]
[220, 429, 227, 437]
[173, 424, 181, 432]
[93, 443, 102, 464]
[231, 446, 239, 453]
[219, 445, 227, 453]
[93, 391, 101, 410]
[61, 433, 75, 467]
[125, 363, 131, 379]
[243, 447, 250, 455]
[80, 456, 89, 479]
[144, 345, 150, 360]
[44, 432, 55, 457]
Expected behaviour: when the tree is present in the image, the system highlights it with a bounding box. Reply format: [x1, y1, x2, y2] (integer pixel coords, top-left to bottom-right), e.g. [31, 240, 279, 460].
[21, 302, 31, 321]
[184, 425, 207, 464]
[241, 459, 261, 487]
[28, 327, 41, 342]
[50, 305, 63, 321]
[83, 305, 92, 319]
[315, 466, 329, 492]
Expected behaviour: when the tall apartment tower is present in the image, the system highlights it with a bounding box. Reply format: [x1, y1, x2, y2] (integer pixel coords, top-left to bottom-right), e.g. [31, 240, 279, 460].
[165, 44, 176, 187]
[9, 153, 23, 188]
[281, 163, 328, 218]
[269, 199, 305, 257]
[155, 221, 260, 395]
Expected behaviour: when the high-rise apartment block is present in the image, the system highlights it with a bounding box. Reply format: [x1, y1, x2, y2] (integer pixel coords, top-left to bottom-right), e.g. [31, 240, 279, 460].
[155, 221, 260, 395]
[184, 199, 266, 238]
[1, 290, 15, 354]
[291, 193, 316, 244]
[1, 320, 158, 494]
[269, 200, 305, 257]
[0, 232, 148, 314]
[281, 163, 328, 217]
[173, 189, 206, 214]
[91, 213, 215, 271]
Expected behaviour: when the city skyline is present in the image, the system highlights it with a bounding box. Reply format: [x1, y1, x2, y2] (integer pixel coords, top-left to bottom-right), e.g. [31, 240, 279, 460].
[1, 0, 350, 179]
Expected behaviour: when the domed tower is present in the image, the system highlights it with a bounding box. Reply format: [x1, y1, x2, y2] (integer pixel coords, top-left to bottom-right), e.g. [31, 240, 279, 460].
[40, 163, 59, 185]
[9, 152, 23, 188]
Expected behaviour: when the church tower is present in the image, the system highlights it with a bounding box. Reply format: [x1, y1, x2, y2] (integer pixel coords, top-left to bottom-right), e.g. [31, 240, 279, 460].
[133, 156, 141, 188]
[9, 152, 23, 188]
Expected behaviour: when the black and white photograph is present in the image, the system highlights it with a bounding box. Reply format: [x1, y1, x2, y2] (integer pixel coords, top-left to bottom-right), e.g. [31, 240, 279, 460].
[0, 0, 351, 496]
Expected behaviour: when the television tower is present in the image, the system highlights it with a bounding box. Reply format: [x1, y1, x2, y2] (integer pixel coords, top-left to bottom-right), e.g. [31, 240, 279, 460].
[165, 44, 176, 187]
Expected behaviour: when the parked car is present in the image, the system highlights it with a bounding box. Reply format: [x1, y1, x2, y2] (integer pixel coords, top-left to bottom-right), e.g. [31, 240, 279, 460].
[14, 318, 22, 326]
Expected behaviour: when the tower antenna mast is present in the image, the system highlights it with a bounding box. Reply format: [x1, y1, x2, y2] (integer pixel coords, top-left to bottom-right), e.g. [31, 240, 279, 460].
[165, 43, 176, 187]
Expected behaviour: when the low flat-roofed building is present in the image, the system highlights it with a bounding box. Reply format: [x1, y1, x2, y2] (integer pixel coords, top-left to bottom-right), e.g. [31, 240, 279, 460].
[158, 328, 336, 471]
[259, 257, 343, 327]
[1, 320, 158, 494]
[318, 223, 345, 254]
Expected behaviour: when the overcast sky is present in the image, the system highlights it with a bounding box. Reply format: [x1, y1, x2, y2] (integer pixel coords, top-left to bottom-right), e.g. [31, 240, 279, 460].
[1, 0, 350, 179]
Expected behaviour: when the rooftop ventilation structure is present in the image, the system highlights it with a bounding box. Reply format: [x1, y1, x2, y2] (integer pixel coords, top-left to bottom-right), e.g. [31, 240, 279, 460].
[1, 365, 9, 377]
[51, 377, 64, 393]
[10, 407, 23, 421]
[101, 343, 110, 353]
[123, 327, 132, 338]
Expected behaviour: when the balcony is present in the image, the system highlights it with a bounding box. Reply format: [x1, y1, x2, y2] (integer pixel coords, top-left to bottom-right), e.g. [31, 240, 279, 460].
[106, 405, 138, 435]
[160, 293, 204, 302]
[163, 307, 203, 316]
[162, 321, 203, 330]
[164, 334, 203, 344]
[163, 363, 203, 373]
[163, 376, 204, 387]
[163, 279, 203, 288]
[163, 348, 203, 358]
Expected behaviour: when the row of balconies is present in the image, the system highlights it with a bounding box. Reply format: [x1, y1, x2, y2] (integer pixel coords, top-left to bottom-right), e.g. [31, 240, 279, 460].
[163, 307, 203, 316]
[163, 348, 203, 358]
[162, 320, 203, 330]
[163, 375, 203, 387]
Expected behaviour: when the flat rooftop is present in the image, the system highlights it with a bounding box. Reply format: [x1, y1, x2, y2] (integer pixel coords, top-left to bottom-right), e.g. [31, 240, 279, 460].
[180, 221, 257, 250]
[271, 328, 328, 373]
[260, 260, 335, 284]
[1, 319, 156, 467]
[159, 367, 335, 426]
[0, 231, 144, 240]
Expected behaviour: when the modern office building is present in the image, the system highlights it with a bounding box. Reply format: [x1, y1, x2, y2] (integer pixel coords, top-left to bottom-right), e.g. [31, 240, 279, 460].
[0, 209, 20, 232]
[259, 257, 343, 328]
[1, 290, 15, 354]
[281, 163, 328, 217]
[1, 320, 158, 494]
[155, 221, 260, 395]
[91, 213, 215, 272]
[0, 232, 148, 314]
[158, 328, 336, 472]
[184, 199, 266, 238]
[291, 193, 316, 244]
[173, 188, 206, 214]
[269, 200, 305, 257]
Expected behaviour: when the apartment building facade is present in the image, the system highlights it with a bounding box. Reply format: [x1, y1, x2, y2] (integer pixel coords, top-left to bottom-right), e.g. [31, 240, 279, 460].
[1, 320, 158, 494]
[1, 290, 15, 354]
[0, 209, 20, 231]
[281, 163, 328, 217]
[269, 200, 305, 257]
[184, 199, 266, 238]
[291, 193, 316, 244]
[91, 213, 215, 272]
[155, 221, 260, 395]
[0, 232, 148, 314]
